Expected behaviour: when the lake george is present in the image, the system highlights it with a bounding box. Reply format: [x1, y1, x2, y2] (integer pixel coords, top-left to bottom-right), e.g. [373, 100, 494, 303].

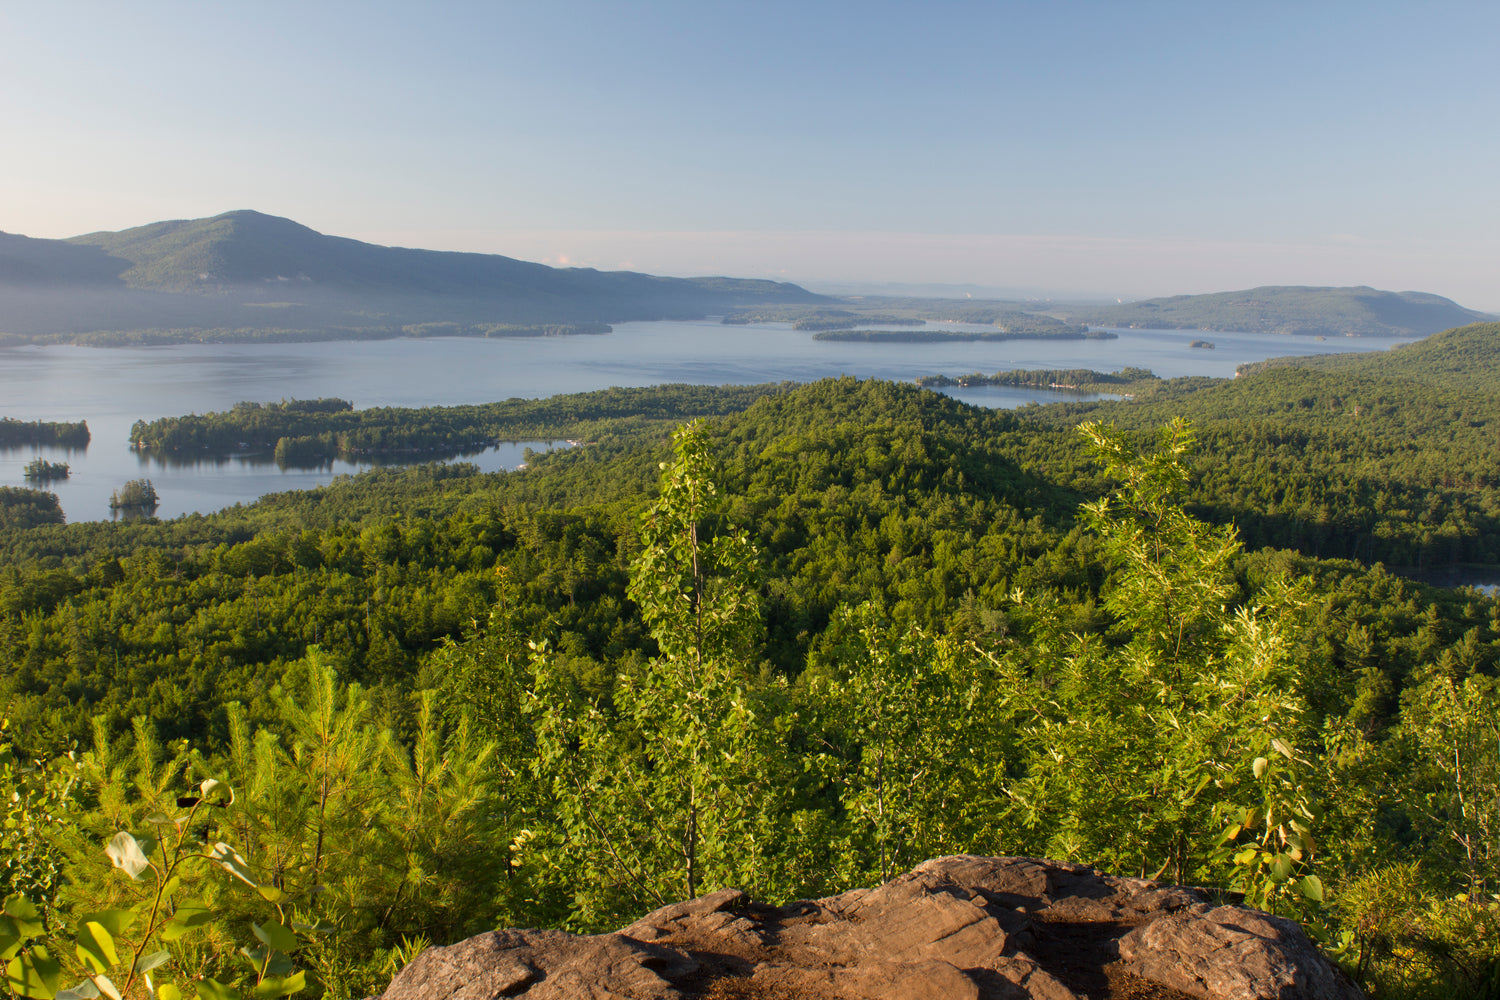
[0, 319, 1412, 522]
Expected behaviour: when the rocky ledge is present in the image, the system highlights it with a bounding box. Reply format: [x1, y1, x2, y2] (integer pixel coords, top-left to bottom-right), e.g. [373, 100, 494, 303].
[381, 855, 1362, 1000]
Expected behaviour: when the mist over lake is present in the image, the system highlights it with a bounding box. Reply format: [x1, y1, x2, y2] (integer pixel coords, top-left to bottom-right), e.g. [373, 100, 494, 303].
[1, 319, 1410, 522]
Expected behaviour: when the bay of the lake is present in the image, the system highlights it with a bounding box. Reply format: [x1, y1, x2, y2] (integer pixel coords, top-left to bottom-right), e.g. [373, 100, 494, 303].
[0, 320, 1412, 522]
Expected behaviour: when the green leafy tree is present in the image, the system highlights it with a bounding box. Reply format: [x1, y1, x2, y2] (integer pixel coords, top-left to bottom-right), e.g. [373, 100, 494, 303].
[998, 420, 1314, 885]
[810, 604, 1002, 884]
[527, 421, 789, 927]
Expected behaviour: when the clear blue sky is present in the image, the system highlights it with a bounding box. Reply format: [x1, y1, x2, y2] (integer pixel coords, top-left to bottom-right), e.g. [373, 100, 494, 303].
[3, 1, 1497, 307]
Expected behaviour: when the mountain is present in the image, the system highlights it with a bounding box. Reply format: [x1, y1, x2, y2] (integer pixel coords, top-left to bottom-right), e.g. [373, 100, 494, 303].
[1073, 285, 1493, 338]
[0, 211, 825, 343]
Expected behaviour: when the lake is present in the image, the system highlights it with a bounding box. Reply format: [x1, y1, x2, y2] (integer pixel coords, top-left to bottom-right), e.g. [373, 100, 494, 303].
[0, 320, 1411, 522]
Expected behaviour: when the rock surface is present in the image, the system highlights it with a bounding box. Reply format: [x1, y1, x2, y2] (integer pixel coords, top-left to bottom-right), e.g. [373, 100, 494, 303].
[381, 855, 1362, 1000]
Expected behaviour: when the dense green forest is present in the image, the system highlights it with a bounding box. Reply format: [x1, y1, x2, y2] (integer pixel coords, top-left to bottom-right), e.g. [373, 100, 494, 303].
[4, 329, 1500, 1000]
[0, 419, 90, 449]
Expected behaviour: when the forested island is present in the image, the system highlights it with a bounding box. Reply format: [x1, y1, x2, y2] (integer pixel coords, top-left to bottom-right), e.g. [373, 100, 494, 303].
[917, 366, 1157, 390]
[0, 417, 90, 448]
[815, 325, 1107, 343]
[4, 324, 1500, 1000]
[128, 384, 795, 465]
[21, 458, 70, 482]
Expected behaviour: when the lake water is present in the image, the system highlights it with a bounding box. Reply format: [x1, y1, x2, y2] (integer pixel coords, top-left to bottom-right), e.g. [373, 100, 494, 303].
[0, 320, 1411, 522]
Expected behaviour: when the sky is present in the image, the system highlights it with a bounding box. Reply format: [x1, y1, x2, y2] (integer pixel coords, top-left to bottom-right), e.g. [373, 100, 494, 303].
[2, 1, 1498, 308]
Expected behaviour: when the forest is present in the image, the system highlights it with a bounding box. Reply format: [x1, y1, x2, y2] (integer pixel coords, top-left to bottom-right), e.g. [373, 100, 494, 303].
[0, 420, 90, 449]
[127, 385, 794, 466]
[3, 325, 1500, 1000]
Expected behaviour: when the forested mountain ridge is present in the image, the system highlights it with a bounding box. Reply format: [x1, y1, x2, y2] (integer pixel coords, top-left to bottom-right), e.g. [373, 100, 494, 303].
[1072, 285, 1492, 337]
[0, 210, 825, 342]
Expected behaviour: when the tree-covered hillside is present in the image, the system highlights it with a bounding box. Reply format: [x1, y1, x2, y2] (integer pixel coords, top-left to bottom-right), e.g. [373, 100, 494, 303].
[2, 348, 1497, 999]
[1074, 285, 1492, 337]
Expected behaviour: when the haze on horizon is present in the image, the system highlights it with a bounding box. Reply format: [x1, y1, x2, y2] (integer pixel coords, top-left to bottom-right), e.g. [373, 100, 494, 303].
[3, 1, 1497, 311]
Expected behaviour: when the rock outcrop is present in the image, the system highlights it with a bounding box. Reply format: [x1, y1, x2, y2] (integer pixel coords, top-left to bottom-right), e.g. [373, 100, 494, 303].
[381, 855, 1362, 1000]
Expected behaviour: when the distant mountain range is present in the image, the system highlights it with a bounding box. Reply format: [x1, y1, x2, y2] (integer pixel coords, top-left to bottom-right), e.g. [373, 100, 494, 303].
[0, 210, 825, 343]
[1, 213, 1492, 345]
[1069, 286, 1493, 338]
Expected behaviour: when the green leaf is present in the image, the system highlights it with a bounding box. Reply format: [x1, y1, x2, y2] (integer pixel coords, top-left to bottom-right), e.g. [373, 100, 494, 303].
[251, 922, 299, 954]
[251, 971, 305, 999]
[104, 833, 151, 881]
[195, 978, 240, 1000]
[238, 947, 292, 978]
[254, 887, 290, 905]
[160, 903, 213, 943]
[131, 951, 172, 977]
[1270, 738, 1293, 759]
[74, 923, 118, 976]
[1299, 874, 1325, 902]
[1252, 756, 1269, 779]
[157, 985, 183, 1000]
[8, 945, 63, 998]
[80, 912, 134, 940]
[1270, 853, 1294, 883]
[4, 897, 44, 937]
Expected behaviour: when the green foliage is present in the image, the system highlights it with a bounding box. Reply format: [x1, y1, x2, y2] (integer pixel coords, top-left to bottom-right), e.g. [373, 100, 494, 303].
[107, 482, 158, 513]
[1033, 324, 1500, 568]
[527, 421, 792, 927]
[130, 384, 794, 464]
[1342, 864, 1500, 1000]
[0, 421, 89, 450]
[1078, 418, 1240, 665]
[21, 462, 69, 485]
[994, 420, 1311, 886]
[0, 489, 64, 530]
[1397, 671, 1500, 893]
[4, 374, 1500, 998]
[0, 724, 76, 908]
[808, 604, 1002, 884]
[1212, 741, 1327, 920]
[0, 775, 309, 1000]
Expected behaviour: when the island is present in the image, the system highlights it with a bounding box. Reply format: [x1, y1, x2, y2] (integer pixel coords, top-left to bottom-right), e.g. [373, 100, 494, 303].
[22, 458, 70, 482]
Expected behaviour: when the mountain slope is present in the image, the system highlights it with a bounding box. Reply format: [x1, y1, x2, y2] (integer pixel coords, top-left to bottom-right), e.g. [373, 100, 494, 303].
[0, 211, 825, 342]
[0, 231, 130, 286]
[68, 210, 815, 305]
[1076, 285, 1492, 337]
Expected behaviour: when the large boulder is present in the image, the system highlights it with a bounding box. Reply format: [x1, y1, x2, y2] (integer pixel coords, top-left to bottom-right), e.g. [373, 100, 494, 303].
[381, 855, 1362, 1000]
